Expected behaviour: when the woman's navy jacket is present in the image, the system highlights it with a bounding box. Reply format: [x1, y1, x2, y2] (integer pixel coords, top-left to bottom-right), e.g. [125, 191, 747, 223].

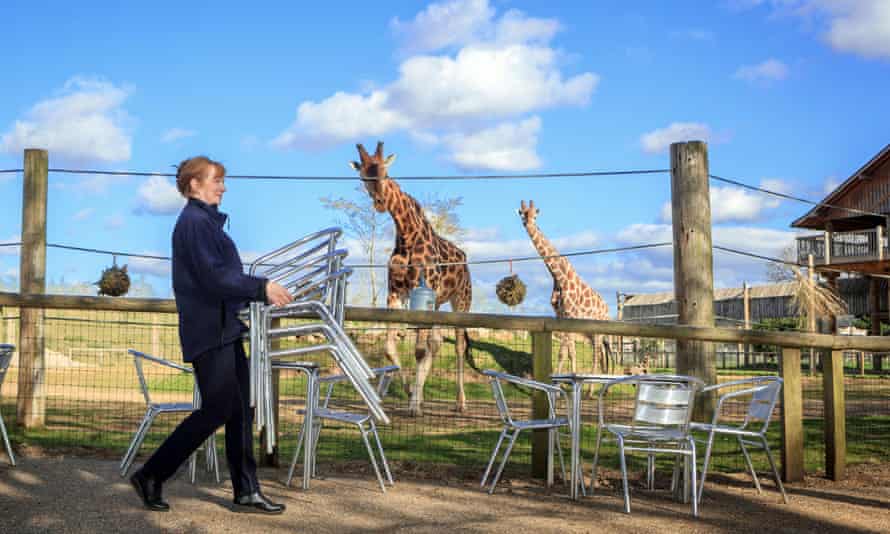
[172, 198, 266, 362]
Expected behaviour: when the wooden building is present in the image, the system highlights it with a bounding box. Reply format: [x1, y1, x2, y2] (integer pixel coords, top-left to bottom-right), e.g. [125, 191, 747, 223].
[792, 144, 890, 333]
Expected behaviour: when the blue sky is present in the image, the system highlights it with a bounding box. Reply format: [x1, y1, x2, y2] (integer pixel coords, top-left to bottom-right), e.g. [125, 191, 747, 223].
[1, 0, 889, 315]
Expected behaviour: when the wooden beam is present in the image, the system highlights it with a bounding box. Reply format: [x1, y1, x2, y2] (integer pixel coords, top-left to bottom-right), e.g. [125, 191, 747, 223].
[531, 331, 553, 481]
[823, 350, 846, 481]
[779, 348, 804, 482]
[17, 149, 48, 428]
[670, 140, 716, 418]
[5, 292, 890, 352]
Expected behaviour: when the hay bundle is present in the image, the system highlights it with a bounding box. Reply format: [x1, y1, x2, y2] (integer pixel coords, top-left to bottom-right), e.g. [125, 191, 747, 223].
[96, 264, 130, 297]
[788, 265, 847, 325]
[496, 274, 526, 307]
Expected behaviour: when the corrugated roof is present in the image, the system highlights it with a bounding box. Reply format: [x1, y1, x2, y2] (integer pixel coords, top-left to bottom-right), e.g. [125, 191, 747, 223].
[624, 281, 797, 307]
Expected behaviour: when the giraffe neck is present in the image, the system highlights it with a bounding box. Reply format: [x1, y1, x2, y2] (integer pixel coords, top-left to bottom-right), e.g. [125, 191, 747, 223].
[523, 221, 575, 286]
[384, 179, 433, 247]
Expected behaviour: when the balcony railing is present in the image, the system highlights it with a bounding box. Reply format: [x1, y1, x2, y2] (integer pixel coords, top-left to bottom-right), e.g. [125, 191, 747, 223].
[797, 228, 889, 266]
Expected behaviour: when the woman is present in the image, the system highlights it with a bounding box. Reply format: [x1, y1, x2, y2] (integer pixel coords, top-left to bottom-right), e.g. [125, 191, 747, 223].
[130, 156, 292, 514]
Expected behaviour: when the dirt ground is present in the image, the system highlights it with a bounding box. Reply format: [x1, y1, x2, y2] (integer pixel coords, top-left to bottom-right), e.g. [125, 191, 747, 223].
[1, 452, 889, 534]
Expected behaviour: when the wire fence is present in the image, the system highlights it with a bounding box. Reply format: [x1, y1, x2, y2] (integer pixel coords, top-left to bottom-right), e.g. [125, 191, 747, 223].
[1, 307, 888, 483]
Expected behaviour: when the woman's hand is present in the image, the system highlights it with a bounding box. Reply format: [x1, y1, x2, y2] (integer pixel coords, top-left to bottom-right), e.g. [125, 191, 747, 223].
[266, 281, 294, 306]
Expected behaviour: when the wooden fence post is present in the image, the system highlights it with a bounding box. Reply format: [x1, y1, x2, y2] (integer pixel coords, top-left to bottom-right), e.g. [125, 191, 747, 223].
[531, 330, 553, 482]
[823, 350, 846, 480]
[779, 348, 804, 482]
[17, 148, 48, 428]
[260, 317, 281, 466]
[670, 140, 716, 419]
[743, 282, 751, 368]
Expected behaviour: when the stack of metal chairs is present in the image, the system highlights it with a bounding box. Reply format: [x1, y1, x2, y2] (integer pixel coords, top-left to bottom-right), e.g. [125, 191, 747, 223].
[246, 228, 389, 489]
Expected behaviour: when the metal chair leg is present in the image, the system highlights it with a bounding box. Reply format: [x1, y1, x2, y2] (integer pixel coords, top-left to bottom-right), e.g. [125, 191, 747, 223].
[698, 430, 716, 503]
[481, 428, 508, 488]
[617, 437, 630, 514]
[689, 440, 698, 518]
[120, 410, 152, 475]
[359, 423, 387, 493]
[121, 411, 157, 477]
[488, 429, 520, 494]
[0, 412, 15, 466]
[738, 436, 762, 493]
[590, 424, 604, 492]
[286, 416, 308, 487]
[555, 430, 568, 483]
[370, 421, 393, 485]
[761, 436, 789, 504]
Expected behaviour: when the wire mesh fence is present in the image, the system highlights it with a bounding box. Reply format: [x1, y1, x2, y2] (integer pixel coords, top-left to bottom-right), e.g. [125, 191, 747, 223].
[0, 307, 888, 485]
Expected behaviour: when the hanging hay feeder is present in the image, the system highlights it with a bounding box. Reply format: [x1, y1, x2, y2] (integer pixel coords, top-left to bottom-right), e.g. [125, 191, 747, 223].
[496, 274, 527, 307]
[96, 264, 130, 297]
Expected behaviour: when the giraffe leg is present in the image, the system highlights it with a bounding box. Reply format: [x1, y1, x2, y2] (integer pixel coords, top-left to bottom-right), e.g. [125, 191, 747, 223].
[555, 332, 569, 374]
[569, 332, 578, 374]
[454, 327, 466, 412]
[385, 293, 407, 392]
[408, 328, 431, 417]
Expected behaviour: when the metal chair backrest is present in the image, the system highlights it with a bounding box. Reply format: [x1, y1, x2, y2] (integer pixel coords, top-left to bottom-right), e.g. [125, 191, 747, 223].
[621, 375, 703, 431]
[0, 344, 13, 386]
[483, 370, 562, 427]
[741, 376, 783, 432]
[321, 365, 401, 410]
[128, 349, 192, 406]
[249, 228, 350, 323]
[374, 365, 400, 400]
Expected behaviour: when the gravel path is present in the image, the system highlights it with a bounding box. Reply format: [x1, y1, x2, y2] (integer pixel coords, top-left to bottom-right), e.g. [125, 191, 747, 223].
[1, 456, 889, 533]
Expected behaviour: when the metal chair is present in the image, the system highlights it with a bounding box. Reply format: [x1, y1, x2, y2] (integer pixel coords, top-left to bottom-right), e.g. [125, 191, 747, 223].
[480, 369, 570, 494]
[590, 374, 704, 516]
[120, 349, 219, 484]
[691, 376, 787, 505]
[0, 344, 16, 466]
[287, 365, 400, 493]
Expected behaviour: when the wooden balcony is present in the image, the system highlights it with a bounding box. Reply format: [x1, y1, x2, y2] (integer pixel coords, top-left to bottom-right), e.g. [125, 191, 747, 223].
[797, 227, 890, 274]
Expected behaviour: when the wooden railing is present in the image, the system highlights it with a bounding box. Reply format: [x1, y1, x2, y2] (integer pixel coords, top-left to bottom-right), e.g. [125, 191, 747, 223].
[3, 291, 889, 482]
[798, 228, 889, 266]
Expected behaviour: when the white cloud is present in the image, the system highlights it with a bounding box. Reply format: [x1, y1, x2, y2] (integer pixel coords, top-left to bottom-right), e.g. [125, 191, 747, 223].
[443, 117, 542, 170]
[390, 0, 495, 54]
[104, 214, 124, 230]
[817, 0, 890, 59]
[274, 0, 597, 167]
[823, 176, 840, 194]
[72, 208, 94, 222]
[733, 58, 788, 84]
[736, 1, 890, 59]
[640, 122, 713, 154]
[1, 77, 132, 163]
[128, 253, 171, 277]
[660, 179, 789, 224]
[135, 175, 184, 215]
[272, 91, 410, 149]
[160, 128, 196, 143]
[390, 45, 597, 123]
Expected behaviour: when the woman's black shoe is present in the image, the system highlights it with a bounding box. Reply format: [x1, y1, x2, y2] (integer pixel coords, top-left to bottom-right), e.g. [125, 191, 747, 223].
[233, 490, 286, 514]
[130, 469, 170, 512]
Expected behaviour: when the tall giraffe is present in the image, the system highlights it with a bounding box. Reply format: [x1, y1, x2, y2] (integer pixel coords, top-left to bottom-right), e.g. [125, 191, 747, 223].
[518, 200, 611, 373]
[350, 142, 473, 416]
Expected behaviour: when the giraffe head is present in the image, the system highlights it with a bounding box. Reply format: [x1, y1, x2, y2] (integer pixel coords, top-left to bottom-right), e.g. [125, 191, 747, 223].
[350, 141, 397, 213]
[518, 200, 539, 227]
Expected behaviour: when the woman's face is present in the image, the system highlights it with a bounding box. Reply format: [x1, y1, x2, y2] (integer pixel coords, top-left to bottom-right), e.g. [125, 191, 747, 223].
[190, 165, 226, 206]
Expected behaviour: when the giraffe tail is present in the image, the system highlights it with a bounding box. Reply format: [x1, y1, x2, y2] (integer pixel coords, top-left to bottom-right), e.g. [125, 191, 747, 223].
[461, 328, 484, 375]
